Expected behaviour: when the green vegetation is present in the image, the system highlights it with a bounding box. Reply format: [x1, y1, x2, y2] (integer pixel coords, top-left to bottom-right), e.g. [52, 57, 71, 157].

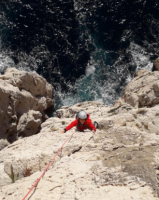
[10, 171, 15, 183]
[50, 126, 58, 131]
[9, 171, 19, 183]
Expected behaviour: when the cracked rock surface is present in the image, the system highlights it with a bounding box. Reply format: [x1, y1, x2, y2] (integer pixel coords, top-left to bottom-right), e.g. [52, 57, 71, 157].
[0, 107, 159, 199]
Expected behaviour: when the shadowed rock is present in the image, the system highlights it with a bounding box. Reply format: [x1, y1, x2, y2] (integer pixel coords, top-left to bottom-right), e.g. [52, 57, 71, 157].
[0, 68, 54, 142]
[152, 57, 159, 72]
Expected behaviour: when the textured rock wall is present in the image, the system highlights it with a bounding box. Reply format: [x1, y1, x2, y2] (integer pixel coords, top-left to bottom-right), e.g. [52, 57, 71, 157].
[1, 99, 159, 199]
[0, 68, 54, 143]
[121, 71, 159, 108]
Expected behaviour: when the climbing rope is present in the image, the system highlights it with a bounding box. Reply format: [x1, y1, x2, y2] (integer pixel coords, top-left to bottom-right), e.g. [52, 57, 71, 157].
[22, 131, 76, 200]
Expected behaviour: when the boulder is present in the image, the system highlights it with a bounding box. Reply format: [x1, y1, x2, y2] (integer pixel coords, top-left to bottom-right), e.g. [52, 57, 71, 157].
[0, 68, 54, 142]
[122, 71, 159, 108]
[17, 110, 42, 137]
[0, 68, 53, 98]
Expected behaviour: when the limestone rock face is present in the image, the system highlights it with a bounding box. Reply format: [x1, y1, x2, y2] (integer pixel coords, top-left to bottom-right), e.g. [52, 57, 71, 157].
[56, 101, 159, 135]
[56, 101, 109, 118]
[0, 68, 53, 98]
[2, 63, 159, 199]
[1, 101, 159, 199]
[134, 69, 148, 77]
[0, 68, 54, 142]
[152, 57, 159, 71]
[122, 71, 159, 108]
[17, 110, 42, 137]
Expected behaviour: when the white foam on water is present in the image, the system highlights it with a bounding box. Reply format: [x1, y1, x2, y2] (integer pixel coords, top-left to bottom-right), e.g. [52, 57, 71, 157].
[0, 48, 38, 73]
[54, 57, 106, 109]
[0, 52, 15, 73]
[127, 42, 153, 72]
[56, 41, 154, 109]
[125, 74, 132, 84]
[85, 63, 95, 76]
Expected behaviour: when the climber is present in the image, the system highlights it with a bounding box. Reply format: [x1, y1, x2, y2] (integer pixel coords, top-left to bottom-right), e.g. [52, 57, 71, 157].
[60, 110, 98, 134]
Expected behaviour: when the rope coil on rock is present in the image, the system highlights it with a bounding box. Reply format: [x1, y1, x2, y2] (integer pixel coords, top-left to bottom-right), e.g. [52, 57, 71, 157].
[22, 131, 76, 200]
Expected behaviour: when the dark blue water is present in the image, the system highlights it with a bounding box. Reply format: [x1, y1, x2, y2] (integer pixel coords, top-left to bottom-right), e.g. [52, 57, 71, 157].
[0, 0, 159, 111]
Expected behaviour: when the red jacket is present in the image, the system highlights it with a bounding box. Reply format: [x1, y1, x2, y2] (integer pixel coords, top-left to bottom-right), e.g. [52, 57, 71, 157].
[65, 114, 96, 132]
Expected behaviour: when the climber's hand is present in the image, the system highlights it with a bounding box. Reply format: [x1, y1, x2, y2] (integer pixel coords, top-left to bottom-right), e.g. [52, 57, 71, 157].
[60, 129, 65, 134]
[92, 130, 95, 134]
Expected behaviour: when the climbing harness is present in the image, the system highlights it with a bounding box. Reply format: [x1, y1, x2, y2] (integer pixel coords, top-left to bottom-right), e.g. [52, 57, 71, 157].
[21, 130, 76, 200]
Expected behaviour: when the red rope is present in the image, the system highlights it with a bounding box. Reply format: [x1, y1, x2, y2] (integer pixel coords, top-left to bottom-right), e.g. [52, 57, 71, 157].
[22, 131, 76, 200]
